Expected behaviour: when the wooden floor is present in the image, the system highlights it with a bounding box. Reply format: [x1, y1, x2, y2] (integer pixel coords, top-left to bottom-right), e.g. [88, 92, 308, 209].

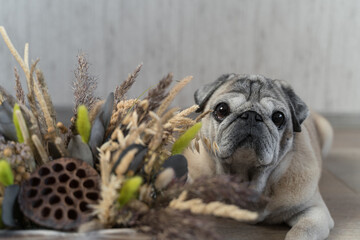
[0, 128, 359, 239]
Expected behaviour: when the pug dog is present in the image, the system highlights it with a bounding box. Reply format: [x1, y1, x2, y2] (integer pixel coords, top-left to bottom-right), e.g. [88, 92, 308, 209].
[184, 74, 334, 240]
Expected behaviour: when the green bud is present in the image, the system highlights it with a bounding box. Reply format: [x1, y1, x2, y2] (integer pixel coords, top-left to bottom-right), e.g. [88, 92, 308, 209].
[12, 104, 24, 143]
[171, 122, 202, 155]
[76, 105, 91, 143]
[118, 176, 143, 207]
[0, 160, 14, 187]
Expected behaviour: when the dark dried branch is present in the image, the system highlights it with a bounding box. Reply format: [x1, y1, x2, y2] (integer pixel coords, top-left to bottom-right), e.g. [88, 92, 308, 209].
[14, 67, 25, 104]
[114, 64, 142, 103]
[0, 86, 16, 107]
[138, 209, 220, 240]
[156, 175, 268, 213]
[185, 175, 268, 211]
[146, 73, 173, 112]
[73, 53, 100, 113]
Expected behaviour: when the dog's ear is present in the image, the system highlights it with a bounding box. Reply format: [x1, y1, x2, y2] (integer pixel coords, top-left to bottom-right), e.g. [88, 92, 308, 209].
[195, 74, 231, 112]
[277, 80, 309, 132]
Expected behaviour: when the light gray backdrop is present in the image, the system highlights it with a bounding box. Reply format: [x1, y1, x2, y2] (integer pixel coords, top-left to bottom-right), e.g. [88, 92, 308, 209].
[0, 0, 360, 114]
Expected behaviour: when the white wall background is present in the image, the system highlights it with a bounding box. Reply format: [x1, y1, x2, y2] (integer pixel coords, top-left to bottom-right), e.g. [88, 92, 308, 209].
[0, 0, 360, 114]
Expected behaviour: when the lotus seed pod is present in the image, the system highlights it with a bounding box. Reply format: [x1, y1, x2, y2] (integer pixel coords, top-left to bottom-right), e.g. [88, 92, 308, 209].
[18, 158, 100, 230]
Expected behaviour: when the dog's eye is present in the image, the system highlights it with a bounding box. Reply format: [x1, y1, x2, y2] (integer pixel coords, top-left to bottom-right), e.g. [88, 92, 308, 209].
[272, 111, 285, 128]
[213, 102, 230, 121]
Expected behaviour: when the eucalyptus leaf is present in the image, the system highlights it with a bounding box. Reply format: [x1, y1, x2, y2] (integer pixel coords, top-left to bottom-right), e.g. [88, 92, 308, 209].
[2, 184, 21, 228]
[68, 135, 94, 167]
[89, 93, 114, 157]
[0, 101, 17, 141]
[162, 154, 188, 179]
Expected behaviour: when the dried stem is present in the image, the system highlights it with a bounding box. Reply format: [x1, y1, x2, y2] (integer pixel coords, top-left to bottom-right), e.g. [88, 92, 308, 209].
[0, 26, 30, 86]
[30, 60, 54, 129]
[31, 134, 48, 164]
[24, 43, 29, 69]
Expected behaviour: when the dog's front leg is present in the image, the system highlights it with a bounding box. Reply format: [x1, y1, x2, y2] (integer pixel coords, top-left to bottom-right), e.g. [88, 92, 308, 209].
[285, 192, 334, 240]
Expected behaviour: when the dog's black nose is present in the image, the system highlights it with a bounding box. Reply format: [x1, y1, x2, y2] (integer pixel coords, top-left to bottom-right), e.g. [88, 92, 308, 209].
[240, 111, 263, 122]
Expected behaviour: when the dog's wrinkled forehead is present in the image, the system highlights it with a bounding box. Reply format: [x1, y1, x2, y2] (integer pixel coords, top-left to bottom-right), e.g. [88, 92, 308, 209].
[195, 74, 283, 111]
[224, 75, 280, 101]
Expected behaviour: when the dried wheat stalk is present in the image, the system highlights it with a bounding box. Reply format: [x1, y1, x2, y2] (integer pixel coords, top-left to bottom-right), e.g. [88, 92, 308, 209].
[156, 76, 193, 117]
[146, 73, 173, 112]
[114, 64, 142, 103]
[36, 69, 56, 121]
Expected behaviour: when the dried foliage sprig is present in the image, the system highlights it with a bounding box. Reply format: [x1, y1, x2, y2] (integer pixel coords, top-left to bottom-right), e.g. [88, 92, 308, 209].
[14, 68, 25, 105]
[73, 53, 100, 113]
[92, 174, 123, 226]
[114, 64, 142, 103]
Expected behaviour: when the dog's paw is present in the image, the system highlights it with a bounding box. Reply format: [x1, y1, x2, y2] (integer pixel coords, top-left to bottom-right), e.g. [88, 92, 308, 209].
[285, 204, 334, 240]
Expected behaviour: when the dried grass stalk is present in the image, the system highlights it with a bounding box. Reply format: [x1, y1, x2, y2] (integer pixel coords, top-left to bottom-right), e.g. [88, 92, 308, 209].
[146, 73, 173, 111]
[0, 26, 30, 82]
[156, 76, 193, 117]
[114, 64, 142, 103]
[169, 191, 258, 222]
[36, 69, 56, 121]
[115, 148, 138, 176]
[30, 60, 54, 129]
[92, 175, 123, 226]
[14, 67, 25, 104]
[24, 43, 29, 69]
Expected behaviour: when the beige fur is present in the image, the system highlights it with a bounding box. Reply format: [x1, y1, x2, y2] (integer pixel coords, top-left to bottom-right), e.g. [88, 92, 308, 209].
[185, 113, 334, 240]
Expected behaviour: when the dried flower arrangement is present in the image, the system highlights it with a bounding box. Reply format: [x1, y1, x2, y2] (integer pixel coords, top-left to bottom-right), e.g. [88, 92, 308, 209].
[0, 26, 267, 239]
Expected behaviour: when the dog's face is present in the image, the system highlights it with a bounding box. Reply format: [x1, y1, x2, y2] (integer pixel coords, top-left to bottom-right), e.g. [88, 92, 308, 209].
[195, 74, 309, 173]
